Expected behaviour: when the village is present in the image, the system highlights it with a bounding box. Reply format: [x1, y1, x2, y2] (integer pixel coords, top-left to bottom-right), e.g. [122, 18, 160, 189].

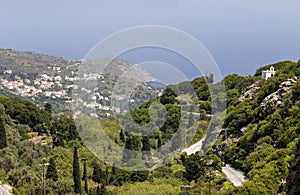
[0, 66, 115, 116]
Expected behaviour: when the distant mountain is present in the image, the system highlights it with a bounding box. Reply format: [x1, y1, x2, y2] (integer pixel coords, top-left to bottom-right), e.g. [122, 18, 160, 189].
[82, 58, 155, 81]
[0, 46, 73, 74]
[144, 81, 167, 89]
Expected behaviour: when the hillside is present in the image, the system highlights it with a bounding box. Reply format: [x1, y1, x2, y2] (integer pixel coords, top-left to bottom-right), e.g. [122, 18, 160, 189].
[215, 60, 300, 194]
[0, 47, 158, 115]
[0, 47, 300, 194]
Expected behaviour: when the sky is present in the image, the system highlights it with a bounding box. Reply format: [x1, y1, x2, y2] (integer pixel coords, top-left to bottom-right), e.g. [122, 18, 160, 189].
[1, 0, 300, 80]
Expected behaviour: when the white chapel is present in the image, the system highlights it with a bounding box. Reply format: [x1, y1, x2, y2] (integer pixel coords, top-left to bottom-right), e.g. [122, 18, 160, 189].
[262, 66, 276, 80]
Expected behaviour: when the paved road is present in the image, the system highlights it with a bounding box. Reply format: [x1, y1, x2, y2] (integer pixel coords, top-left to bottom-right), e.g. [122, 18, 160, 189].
[181, 136, 246, 187]
[0, 184, 11, 195]
[181, 136, 206, 155]
[222, 164, 246, 186]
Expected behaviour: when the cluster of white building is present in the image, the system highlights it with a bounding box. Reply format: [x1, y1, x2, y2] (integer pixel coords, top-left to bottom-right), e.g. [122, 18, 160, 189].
[1, 69, 115, 117]
[0, 71, 72, 99]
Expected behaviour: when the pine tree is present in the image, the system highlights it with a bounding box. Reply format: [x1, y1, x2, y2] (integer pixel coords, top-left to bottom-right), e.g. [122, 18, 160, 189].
[46, 157, 58, 182]
[73, 147, 81, 194]
[0, 105, 7, 149]
[82, 160, 88, 194]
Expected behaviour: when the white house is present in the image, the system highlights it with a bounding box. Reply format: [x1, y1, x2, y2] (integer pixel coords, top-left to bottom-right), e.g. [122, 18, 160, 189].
[262, 66, 276, 80]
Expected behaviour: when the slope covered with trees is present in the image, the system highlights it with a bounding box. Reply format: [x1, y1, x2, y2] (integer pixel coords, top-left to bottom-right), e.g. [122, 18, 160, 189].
[216, 60, 300, 194]
[0, 58, 300, 194]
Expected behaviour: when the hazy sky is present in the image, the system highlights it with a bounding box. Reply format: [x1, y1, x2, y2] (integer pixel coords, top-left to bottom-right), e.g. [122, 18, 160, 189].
[1, 0, 300, 79]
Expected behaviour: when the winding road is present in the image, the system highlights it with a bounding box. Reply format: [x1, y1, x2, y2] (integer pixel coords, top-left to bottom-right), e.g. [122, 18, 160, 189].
[222, 164, 246, 186]
[182, 137, 246, 186]
[181, 136, 206, 155]
[0, 184, 11, 195]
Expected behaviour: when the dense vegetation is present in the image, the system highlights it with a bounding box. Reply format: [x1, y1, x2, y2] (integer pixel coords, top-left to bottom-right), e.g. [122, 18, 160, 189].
[218, 60, 300, 194]
[0, 58, 300, 194]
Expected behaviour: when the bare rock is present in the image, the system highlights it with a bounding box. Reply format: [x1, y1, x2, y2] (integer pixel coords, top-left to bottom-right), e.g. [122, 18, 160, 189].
[238, 81, 261, 103]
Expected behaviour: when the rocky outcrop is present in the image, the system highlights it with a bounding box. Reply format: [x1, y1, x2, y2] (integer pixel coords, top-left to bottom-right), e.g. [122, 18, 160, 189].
[260, 77, 298, 113]
[238, 81, 261, 103]
[286, 141, 300, 195]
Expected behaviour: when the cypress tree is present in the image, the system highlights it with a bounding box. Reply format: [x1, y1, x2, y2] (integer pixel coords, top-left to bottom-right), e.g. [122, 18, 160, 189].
[0, 105, 7, 149]
[96, 186, 100, 195]
[46, 157, 58, 182]
[119, 129, 125, 142]
[157, 136, 162, 148]
[73, 147, 81, 194]
[83, 160, 88, 194]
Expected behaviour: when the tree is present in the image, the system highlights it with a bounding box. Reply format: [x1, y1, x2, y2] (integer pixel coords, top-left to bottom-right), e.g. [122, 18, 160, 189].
[157, 136, 162, 148]
[52, 132, 64, 147]
[82, 160, 88, 194]
[44, 103, 52, 116]
[142, 136, 151, 159]
[119, 129, 125, 142]
[51, 114, 79, 144]
[46, 157, 58, 182]
[92, 163, 104, 184]
[68, 121, 78, 141]
[73, 147, 81, 194]
[0, 105, 7, 149]
[142, 136, 150, 151]
[100, 184, 107, 195]
[123, 134, 139, 163]
[183, 153, 205, 181]
[160, 87, 177, 105]
[96, 185, 100, 195]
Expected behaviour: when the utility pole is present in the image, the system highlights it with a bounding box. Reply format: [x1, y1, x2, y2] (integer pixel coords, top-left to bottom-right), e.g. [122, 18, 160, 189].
[39, 158, 50, 195]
